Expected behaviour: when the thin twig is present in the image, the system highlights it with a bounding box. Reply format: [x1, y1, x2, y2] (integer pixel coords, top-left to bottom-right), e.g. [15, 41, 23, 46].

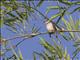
[6, 32, 48, 41]
[58, 30, 80, 32]
[15, 38, 27, 47]
[6, 30, 80, 41]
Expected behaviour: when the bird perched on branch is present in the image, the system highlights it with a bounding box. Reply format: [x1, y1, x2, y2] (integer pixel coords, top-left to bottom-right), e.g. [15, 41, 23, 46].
[45, 20, 58, 37]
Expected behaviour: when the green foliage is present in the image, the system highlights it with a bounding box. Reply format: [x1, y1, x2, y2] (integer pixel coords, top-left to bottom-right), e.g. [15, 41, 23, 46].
[73, 39, 80, 59]
[33, 37, 71, 60]
[18, 49, 23, 60]
[69, 7, 80, 14]
[72, 47, 80, 59]
[62, 17, 74, 38]
[58, 1, 80, 6]
[0, 20, 4, 28]
[36, 0, 44, 8]
[1, 1, 80, 60]
[1, 1, 33, 29]
[46, 6, 66, 14]
[49, 13, 61, 21]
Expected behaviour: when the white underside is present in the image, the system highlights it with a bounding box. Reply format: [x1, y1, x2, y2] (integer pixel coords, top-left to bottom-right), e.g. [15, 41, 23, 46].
[46, 22, 56, 32]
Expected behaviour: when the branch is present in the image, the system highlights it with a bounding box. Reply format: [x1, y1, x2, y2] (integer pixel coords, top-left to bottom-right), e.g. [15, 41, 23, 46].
[6, 32, 48, 41]
[6, 30, 80, 41]
[58, 30, 80, 32]
[3, 30, 80, 56]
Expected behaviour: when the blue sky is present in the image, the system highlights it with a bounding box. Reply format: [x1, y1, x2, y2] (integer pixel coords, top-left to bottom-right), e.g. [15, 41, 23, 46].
[1, 1, 80, 60]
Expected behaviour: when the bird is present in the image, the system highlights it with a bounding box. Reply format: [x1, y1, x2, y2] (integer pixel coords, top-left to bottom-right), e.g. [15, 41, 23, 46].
[45, 20, 57, 37]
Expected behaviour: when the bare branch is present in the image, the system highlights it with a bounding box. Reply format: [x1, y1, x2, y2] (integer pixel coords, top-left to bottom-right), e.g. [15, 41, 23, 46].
[5, 30, 80, 41]
[6, 32, 48, 41]
[58, 30, 80, 32]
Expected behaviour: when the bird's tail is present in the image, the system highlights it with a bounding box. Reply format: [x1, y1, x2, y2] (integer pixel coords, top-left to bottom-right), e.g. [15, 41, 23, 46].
[49, 33, 52, 37]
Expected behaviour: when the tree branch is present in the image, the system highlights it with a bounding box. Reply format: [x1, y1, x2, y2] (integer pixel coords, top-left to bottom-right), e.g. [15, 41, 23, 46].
[58, 30, 80, 32]
[6, 30, 80, 41]
[2, 30, 80, 56]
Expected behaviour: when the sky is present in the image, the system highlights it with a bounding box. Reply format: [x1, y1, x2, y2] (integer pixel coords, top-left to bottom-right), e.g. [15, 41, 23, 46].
[1, 1, 80, 60]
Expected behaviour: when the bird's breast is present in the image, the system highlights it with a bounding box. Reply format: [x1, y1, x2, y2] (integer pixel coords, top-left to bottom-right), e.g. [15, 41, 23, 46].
[46, 23, 56, 32]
